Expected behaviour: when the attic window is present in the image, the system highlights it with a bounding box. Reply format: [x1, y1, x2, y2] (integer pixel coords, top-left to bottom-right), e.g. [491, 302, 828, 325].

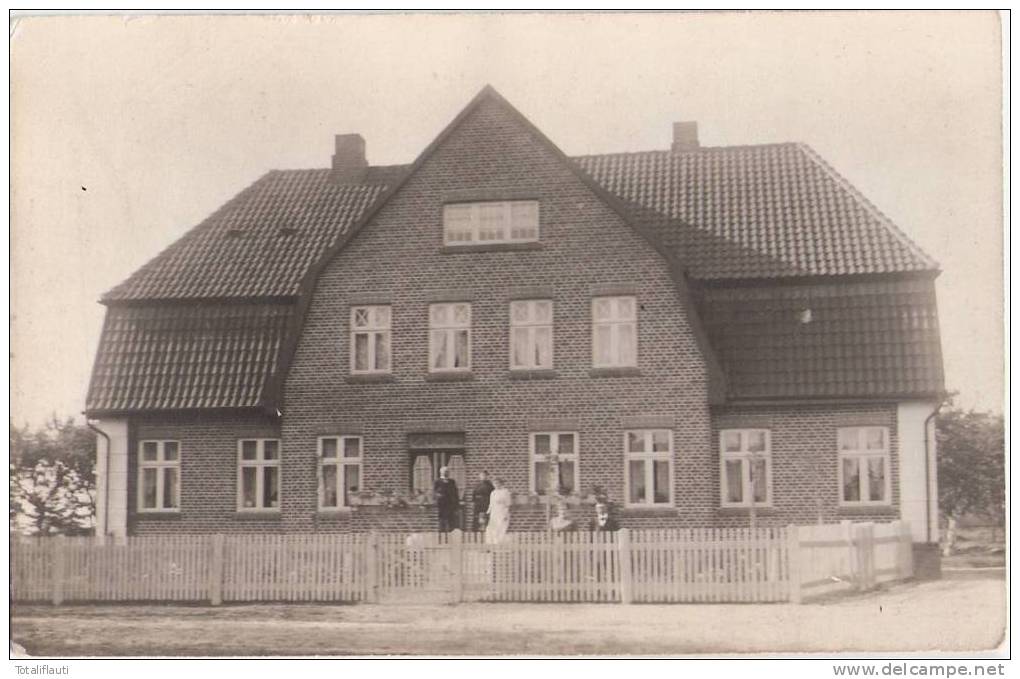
[443, 200, 539, 245]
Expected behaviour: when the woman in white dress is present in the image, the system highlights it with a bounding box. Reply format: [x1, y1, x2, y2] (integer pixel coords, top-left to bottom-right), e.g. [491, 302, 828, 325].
[484, 478, 511, 544]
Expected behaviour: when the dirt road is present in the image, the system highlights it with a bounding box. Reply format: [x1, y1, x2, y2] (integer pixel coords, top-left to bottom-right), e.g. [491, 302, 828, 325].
[11, 571, 1005, 656]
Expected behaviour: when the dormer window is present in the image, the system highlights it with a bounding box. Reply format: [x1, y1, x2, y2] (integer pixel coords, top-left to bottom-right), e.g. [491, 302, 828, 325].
[443, 200, 539, 245]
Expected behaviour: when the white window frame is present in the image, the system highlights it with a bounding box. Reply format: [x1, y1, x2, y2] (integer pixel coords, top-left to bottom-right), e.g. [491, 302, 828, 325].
[591, 296, 638, 368]
[317, 436, 362, 510]
[429, 302, 472, 372]
[529, 432, 579, 496]
[349, 305, 391, 374]
[623, 430, 674, 507]
[837, 426, 892, 507]
[236, 439, 282, 512]
[137, 440, 181, 513]
[410, 451, 466, 495]
[509, 299, 554, 370]
[443, 200, 539, 245]
[719, 429, 773, 508]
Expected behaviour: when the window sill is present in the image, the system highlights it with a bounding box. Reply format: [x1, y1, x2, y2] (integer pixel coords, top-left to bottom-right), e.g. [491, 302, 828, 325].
[440, 242, 543, 254]
[234, 511, 283, 520]
[507, 369, 558, 380]
[425, 371, 475, 382]
[838, 504, 896, 515]
[316, 508, 354, 518]
[621, 505, 677, 515]
[589, 367, 641, 378]
[346, 373, 396, 384]
[135, 511, 182, 520]
[717, 506, 778, 516]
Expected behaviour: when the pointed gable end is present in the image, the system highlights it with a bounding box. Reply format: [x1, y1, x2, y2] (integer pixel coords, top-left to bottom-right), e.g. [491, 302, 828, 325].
[264, 86, 726, 411]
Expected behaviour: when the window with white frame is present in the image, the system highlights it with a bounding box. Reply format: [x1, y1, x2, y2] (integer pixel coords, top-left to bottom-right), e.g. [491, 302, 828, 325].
[350, 306, 391, 373]
[838, 427, 891, 505]
[592, 296, 637, 368]
[443, 200, 539, 245]
[237, 439, 281, 511]
[429, 302, 471, 371]
[510, 300, 553, 369]
[625, 430, 673, 506]
[319, 436, 362, 509]
[137, 440, 180, 512]
[530, 432, 578, 496]
[719, 429, 772, 507]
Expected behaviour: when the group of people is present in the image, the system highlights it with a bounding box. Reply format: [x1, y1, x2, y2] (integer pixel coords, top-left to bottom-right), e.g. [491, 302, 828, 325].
[432, 467, 619, 540]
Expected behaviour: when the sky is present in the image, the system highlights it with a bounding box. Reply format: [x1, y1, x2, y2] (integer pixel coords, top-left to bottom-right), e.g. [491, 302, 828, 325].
[10, 11, 1004, 426]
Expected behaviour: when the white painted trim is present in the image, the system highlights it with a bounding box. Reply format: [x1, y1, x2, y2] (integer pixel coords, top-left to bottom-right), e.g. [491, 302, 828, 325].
[719, 429, 774, 508]
[136, 439, 181, 513]
[349, 305, 392, 375]
[428, 302, 472, 372]
[317, 435, 363, 509]
[528, 431, 579, 495]
[236, 439, 282, 512]
[623, 429, 675, 508]
[94, 418, 129, 538]
[591, 296, 638, 368]
[836, 426, 893, 507]
[509, 299, 554, 370]
[443, 200, 540, 245]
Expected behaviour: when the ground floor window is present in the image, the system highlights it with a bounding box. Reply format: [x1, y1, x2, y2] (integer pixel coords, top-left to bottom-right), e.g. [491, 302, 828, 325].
[530, 432, 578, 495]
[137, 440, 180, 512]
[719, 429, 772, 507]
[237, 439, 281, 511]
[411, 451, 466, 494]
[319, 436, 362, 508]
[625, 430, 673, 506]
[838, 426, 891, 505]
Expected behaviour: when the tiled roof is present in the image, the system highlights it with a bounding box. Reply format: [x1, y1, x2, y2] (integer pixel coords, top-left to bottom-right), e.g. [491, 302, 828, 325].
[85, 303, 292, 412]
[102, 169, 400, 301]
[575, 144, 937, 279]
[104, 143, 937, 302]
[698, 278, 944, 400]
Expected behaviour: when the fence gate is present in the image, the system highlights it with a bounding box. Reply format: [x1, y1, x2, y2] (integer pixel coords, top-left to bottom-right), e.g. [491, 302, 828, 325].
[374, 532, 459, 604]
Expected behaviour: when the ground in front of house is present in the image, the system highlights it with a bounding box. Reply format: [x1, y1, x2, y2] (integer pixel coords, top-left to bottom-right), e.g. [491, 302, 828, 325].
[11, 571, 1005, 656]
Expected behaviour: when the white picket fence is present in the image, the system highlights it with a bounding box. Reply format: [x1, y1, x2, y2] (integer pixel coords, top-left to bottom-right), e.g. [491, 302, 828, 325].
[11, 522, 913, 605]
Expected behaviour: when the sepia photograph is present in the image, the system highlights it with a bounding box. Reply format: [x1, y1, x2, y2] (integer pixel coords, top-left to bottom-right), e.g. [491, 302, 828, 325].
[8, 10, 1006, 662]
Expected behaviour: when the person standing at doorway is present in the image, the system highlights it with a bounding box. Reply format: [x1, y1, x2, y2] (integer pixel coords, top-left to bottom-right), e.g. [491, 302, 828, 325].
[471, 470, 495, 532]
[433, 465, 460, 532]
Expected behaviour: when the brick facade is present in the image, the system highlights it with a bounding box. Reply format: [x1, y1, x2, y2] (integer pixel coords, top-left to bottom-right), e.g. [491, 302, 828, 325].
[117, 96, 911, 536]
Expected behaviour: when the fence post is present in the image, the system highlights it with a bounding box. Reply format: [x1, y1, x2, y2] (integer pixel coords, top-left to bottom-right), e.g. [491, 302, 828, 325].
[841, 520, 855, 587]
[51, 535, 66, 606]
[786, 525, 802, 604]
[209, 534, 225, 606]
[618, 528, 633, 604]
[366, 531, 379, 603]
[450, 529, 463, 604]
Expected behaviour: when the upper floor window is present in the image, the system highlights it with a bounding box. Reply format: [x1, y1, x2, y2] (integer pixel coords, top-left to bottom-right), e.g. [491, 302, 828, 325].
[625, 430, 673, 506]
[138, 440, 180, 512]
[237, 439, 280, 511]
[720, 429, 772, 507]
[350, 305, 391, 374]
[530, 432, 578, 496]
[430, 303, 471, 372]
[510, 300, 553, 370]
[838, 427, 891, 505]
[443, 200, 539, 245]
[592, 296, 637, 367]
[319, 436, 362, 509]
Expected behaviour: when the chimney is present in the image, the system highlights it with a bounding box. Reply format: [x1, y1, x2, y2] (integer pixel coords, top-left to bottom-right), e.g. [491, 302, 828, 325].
[331, 133, 367, 181]
[672, 121, 700, 152]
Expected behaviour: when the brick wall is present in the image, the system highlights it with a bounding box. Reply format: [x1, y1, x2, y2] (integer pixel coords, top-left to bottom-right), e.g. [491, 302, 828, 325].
[121, 98, 905, 536]
[128, 411, 282, 535]
[279, 95, 714, 533]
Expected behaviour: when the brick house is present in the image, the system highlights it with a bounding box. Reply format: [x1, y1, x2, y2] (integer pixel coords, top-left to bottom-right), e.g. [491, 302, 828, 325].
[86, 87, 944, 548]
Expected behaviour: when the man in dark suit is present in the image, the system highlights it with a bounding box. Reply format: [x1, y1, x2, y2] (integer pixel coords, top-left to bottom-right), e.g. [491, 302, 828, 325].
[433, 466, 460, 532]
[471, 470, 495, 531]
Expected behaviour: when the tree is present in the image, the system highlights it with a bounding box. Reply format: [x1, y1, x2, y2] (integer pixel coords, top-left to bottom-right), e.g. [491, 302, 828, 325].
[10, 416, 97, 536]
[937, 403, 1005, 553]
